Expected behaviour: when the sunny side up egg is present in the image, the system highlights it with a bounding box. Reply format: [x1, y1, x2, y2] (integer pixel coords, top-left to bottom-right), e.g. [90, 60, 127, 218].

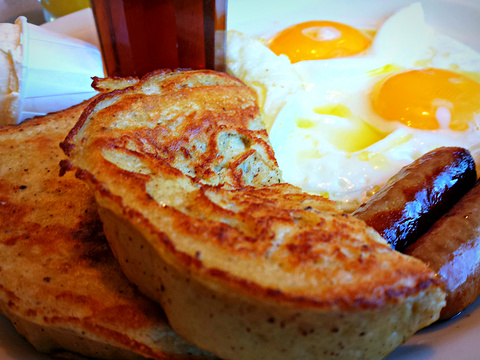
[226, 2, 480, 212]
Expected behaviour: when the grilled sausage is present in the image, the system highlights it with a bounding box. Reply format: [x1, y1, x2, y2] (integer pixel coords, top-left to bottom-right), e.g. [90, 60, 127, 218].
[405, 180, 480, 319]
[353, 147, 476, 251]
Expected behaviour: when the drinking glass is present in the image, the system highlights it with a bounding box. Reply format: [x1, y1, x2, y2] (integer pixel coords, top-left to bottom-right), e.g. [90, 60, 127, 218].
[89, 0, 227, 77]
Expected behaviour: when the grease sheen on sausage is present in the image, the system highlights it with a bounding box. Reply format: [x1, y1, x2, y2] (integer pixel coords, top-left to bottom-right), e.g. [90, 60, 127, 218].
[405, 180, 480, 319]
[353, 147, 476, 252]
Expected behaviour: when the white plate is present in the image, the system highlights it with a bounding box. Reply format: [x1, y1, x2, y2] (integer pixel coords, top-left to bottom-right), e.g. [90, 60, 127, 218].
[2, 1, 480, 359]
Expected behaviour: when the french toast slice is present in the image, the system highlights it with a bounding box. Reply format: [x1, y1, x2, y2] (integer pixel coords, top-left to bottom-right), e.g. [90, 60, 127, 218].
[61, 69, 446, 360]
[0, 101, 216, 360]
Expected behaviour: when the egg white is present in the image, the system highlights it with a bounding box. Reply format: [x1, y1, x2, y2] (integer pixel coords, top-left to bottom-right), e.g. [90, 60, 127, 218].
[226, 30, 303, 131]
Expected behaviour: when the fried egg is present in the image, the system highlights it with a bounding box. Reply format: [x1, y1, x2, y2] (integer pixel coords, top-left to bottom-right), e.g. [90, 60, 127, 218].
[227, 3, 480, 211]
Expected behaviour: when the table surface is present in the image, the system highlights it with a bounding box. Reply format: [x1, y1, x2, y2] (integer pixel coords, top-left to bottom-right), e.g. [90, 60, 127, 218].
[1, 0, 51, 25]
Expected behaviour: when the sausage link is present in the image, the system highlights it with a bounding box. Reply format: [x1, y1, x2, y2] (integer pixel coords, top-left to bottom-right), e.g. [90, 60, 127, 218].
[405, 180, 480, 319]
[353, 147, 476, 251]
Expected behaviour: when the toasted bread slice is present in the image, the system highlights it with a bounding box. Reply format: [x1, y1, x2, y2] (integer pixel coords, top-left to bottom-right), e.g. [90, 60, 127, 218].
[61, 69, 446, 360]
[92, 76, 140, 93]
[0, 101, 216, 360]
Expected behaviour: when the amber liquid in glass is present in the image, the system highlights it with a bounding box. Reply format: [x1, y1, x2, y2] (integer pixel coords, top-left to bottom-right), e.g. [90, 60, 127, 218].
[90, 0, 226, 77]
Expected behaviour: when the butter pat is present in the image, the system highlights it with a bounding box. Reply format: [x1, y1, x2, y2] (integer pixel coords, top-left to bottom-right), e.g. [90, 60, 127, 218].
[0, 18, 24, 125]
[0, 16, 104, 126]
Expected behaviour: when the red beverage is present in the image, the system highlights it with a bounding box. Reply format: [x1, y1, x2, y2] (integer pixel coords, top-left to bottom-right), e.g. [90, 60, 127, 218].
[90, 0, 227, 77]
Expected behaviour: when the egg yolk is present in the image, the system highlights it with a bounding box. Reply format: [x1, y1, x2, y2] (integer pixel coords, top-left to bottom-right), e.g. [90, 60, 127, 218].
[268, 21, 371, 63]
[299, 104, 386, 153]
[372, 68, 480, 131]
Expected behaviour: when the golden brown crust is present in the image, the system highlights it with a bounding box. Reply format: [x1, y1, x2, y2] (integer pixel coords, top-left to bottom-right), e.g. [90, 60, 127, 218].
[92, 76, 140, 93]
[62, 69, 282, 190]
[0, 102, 216, 359]
[61, 70, 446, 359]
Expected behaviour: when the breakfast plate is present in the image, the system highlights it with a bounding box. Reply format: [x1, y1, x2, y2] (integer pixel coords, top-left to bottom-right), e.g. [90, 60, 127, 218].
[1, 0, 480, 359]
